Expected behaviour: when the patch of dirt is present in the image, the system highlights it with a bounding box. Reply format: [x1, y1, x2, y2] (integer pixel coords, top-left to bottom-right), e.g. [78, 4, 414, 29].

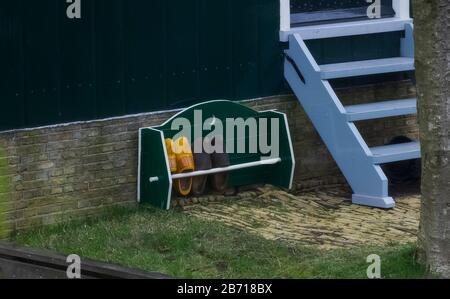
[182, 186, 421, 250]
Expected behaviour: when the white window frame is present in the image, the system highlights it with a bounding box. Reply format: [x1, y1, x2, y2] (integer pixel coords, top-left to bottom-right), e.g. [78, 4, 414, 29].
[280, 0, 411, 32]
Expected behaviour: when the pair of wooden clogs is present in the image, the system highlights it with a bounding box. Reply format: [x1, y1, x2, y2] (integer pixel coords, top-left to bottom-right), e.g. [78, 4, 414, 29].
[165, 137, 195, 196]
[165, 137, 230, 197]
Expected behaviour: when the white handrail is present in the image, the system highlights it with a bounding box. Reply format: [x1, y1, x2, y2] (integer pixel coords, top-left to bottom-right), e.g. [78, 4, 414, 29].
[148, 158, 282, 183]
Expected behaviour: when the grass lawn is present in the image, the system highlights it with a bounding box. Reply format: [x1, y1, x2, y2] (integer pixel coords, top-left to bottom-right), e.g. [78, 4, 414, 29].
[12, 206, 426, 279]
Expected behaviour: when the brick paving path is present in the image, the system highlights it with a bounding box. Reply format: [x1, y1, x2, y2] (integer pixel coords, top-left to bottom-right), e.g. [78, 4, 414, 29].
[181, 186, 420, 249]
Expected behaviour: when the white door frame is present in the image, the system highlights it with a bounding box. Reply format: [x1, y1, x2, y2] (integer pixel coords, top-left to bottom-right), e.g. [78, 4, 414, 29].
[280, 0, 411, 32]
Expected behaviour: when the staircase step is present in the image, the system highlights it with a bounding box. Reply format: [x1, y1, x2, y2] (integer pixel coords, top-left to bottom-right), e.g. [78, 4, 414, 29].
[280, 18, 412, 42]
[370, 141, 421, 164]
[344, 98, 417, 122]
[320, 57, 415, 79]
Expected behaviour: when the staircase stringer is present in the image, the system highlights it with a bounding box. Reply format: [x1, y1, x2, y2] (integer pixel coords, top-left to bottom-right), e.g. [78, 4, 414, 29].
[285, 34, 394, 208]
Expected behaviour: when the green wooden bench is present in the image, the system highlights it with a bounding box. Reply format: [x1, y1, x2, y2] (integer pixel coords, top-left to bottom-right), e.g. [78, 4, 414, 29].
[138, 100, 295, 210]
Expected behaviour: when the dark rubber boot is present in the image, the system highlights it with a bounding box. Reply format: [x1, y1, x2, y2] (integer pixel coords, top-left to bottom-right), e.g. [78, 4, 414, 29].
[210, 137, 230, 193]
[192, 152, 212, 196]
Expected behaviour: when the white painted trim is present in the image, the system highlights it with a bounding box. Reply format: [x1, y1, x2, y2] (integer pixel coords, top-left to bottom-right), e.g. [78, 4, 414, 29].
[137, 128, 143, 203]
[392, 0, 410, 20]
[272, 111, 296, 190]
[280, 0, 291, 32]
[155, 128, 174, 211]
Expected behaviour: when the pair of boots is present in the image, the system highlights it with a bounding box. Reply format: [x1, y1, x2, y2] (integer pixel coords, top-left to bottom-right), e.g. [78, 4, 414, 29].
[192, 137, 230, 196]
[165, 137, 230, 197]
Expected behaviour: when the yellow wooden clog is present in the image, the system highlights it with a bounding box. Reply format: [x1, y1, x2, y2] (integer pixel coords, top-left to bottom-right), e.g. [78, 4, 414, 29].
[164, 138, 178, 173]
[172, 137, 195, 197]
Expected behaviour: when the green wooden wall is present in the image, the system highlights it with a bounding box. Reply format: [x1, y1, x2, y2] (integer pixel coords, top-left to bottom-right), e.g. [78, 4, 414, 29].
[0, 0, 401, 131]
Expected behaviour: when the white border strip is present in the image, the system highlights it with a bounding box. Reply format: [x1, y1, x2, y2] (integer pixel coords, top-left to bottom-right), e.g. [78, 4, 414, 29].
[137, 128, 143, 203]
[271, 111, 296, 190]
[154, 128, 174, 211]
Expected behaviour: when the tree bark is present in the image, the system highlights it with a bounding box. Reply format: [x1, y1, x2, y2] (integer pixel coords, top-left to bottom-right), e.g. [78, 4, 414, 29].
[413, 0, 450, 278]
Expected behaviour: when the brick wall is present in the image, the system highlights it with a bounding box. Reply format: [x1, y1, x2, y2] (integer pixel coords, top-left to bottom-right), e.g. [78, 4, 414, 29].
[0, 80, 417, 234]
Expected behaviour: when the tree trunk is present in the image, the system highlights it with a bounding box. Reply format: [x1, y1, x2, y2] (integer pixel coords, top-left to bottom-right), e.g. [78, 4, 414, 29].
[413, 0, 450, 278]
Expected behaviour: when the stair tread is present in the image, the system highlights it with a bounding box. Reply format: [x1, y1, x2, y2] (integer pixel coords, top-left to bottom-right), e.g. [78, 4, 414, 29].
[371, 141, 421, 164]
[280, 17, 412, 41]
[320, 57, 415, 79]
[345, 98, 417, 121]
